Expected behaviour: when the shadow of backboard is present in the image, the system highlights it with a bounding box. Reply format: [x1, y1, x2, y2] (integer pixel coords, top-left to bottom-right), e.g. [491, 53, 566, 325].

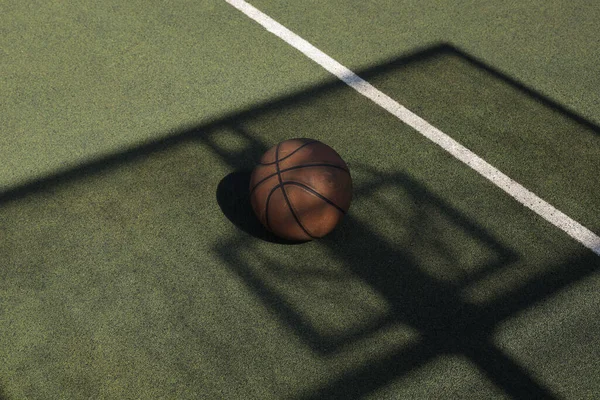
[1, 43, 599, 399]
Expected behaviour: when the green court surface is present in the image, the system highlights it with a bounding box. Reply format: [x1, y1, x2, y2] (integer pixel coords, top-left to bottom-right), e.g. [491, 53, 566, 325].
[1, 1, 599, 399]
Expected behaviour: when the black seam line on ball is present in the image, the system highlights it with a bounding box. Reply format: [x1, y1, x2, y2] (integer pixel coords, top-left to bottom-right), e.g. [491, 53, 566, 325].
[275, 143, 315, 239]
[249, 163, 350, 197]
[282, 181, 347, 215]
[264, 184, 280, 232]
[258, 140, 319, 166]
[264, 183, 315, 238]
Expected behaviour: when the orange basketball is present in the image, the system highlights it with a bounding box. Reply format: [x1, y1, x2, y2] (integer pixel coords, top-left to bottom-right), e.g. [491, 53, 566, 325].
[249, 138, 352, 241]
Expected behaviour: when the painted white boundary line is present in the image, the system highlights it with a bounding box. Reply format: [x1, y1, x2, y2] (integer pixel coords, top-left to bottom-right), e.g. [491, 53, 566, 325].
[226, 0, 600, 256]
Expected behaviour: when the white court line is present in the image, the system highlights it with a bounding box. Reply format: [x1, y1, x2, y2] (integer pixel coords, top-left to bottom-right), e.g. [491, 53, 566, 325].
[225, 0, 600, 256]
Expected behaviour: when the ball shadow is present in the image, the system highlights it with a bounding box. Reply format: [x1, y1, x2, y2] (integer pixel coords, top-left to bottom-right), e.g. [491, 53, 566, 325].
[216, 170, 307, 245]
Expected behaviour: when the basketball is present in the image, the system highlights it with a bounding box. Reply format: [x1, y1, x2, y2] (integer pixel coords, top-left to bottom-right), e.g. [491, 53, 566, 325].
[249, 138, 352, 241]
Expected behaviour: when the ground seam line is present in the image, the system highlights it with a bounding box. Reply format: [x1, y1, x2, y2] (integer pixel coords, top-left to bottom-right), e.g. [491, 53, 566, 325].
[225, 0, 600, 256]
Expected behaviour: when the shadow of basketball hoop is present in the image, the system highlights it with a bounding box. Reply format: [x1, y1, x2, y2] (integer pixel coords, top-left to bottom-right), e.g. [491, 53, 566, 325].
[2, 41, 598, 400]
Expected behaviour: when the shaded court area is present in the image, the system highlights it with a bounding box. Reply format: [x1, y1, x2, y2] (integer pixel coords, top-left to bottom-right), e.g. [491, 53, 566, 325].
[1, 45, 599, 399]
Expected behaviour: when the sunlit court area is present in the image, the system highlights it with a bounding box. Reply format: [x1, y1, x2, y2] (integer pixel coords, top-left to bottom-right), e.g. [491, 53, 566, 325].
[1, 1, 599, 399]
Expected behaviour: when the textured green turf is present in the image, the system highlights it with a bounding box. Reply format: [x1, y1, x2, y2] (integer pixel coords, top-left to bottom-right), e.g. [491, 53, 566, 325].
[2, 51, 598, 398]
[363, 46, 599, 232]
[250, 0, 600, 125]
[0, 0, 330, 190]
[2, 1, 599, 399]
